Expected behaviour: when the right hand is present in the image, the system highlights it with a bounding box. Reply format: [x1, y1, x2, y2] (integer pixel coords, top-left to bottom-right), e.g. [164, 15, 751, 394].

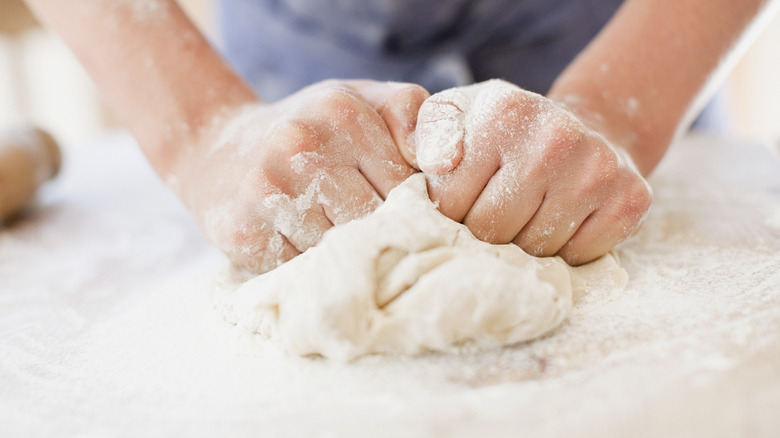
[173, 80, 428, 273]
[406, 80, 652, 265]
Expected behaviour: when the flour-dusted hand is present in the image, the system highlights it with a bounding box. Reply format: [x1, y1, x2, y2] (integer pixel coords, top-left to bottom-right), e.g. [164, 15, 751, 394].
[173, 80, 424, 273]
[408, 79, 652, 265]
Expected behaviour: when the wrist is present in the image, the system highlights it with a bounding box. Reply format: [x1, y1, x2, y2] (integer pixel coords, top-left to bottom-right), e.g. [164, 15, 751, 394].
[164, 94, 260, 187]
[148, 83, 258, 176]
[547, 85, 670, 176]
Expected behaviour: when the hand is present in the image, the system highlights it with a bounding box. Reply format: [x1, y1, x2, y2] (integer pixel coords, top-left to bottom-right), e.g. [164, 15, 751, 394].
[173, 80, 428, 273]
[408, 79, 652, 265]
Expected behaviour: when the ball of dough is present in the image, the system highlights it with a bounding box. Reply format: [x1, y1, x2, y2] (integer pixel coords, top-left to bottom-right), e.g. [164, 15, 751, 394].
[215, 175, 625, 361]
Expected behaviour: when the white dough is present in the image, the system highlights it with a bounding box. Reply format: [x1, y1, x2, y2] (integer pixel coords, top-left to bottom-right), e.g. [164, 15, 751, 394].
[215, 175, 627, 361]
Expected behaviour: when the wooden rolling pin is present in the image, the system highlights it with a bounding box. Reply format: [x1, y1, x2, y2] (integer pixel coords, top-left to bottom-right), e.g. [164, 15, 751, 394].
[0, 127, 61, 223]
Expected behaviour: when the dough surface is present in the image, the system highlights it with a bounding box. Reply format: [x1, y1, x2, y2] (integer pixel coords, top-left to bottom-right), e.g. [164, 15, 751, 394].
[215, 175, 626, 360]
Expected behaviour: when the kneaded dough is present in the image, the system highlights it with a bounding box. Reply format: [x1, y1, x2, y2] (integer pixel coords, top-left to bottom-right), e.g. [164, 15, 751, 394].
[215, 175, 627, 361]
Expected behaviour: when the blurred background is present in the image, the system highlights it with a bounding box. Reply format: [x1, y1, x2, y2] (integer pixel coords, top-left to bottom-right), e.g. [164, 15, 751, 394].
[1, 0, 779, 154]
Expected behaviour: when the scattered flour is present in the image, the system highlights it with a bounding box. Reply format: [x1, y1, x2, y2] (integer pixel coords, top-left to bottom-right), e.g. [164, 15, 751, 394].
[263, 177, 328, 252]
[3, 133, 780, 437]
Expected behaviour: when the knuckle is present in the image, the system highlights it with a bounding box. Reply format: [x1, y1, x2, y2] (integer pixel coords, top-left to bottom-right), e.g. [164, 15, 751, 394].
[624, 179, 654, 219]
[577, 146, 621, 196]
[241, 167, 285, 199]
[602, 152, 621, 180]
[384, 83, 430, 132]
[205, 205, 263, 258]
[314, 78, 342, 89]
[594, 147, 621, 183]
[634, 178, 654, 208]
[474, 86, 529, 123]
[614, 179, 653, 235]
[209, 191, 293, 274]
[394, 83, 430, 105]
[267, 119, 323, 157]
[539, 119, 587, 163]
[315, 87, 364, 117]
[229, 231, 280, 274]
[493, 89, 528, 115]
[305, 79, 347, 94]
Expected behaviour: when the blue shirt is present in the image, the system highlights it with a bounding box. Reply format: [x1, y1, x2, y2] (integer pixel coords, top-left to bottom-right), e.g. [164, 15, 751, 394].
[218, 0, 623, 101]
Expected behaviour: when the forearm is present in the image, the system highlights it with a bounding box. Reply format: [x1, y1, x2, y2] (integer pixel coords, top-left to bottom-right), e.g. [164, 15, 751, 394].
[548, 0, 777, 175]
[24, 0, 257, 176]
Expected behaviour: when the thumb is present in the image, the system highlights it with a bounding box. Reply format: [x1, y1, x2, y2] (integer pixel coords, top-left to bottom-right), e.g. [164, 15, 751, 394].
[341, 80, 429, 169]
[413, 88, 471, 174]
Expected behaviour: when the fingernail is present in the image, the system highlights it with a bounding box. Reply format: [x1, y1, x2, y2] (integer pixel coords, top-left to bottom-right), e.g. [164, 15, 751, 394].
[414, 89, 469, 174]
[406, 130, 417, 154]
[416, 115, 464, 173]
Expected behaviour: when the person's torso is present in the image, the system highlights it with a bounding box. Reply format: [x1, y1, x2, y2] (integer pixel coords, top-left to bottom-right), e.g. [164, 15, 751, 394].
[218, 0, 623, 99]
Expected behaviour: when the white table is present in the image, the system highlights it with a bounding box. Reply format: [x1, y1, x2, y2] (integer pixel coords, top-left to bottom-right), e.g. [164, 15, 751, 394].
[1, 133, 779, 437]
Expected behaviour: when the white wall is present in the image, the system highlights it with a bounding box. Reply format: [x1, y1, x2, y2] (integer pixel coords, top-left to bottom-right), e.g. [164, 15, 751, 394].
[0, 30, 107, 149]
[727, 10, 780, 155]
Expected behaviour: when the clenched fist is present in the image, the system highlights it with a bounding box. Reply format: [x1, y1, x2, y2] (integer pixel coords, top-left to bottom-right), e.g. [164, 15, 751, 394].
[409, 79, 652, 265]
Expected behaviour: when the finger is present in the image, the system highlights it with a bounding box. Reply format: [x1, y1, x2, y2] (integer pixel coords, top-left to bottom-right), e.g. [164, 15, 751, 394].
[350, 109, 417, 199]
[555, 207, 630, 266]
[345, 80, 430, 168]
[414, 87, 471, 174]
[318, 166, 383, 225]
[506, 134, 600, 257]
[298, 85, 416, 199]
[557, 177, 653, 265]
[236, 232, 302, 275]
[512, 193, 595, 258]
[277, 138, 383, 226]
[217, 191, 302, 274]
[260, 179, 334, 253]
[210, 166, 304, 274]
[424, 81, 535, 222]
[236, 155, 329, 266]
[461, 162, 546, 244]
[424, 147, 500, 222]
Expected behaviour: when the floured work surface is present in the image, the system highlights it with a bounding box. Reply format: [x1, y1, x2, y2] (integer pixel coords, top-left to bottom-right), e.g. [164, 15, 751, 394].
[1, 134, 779, 437]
